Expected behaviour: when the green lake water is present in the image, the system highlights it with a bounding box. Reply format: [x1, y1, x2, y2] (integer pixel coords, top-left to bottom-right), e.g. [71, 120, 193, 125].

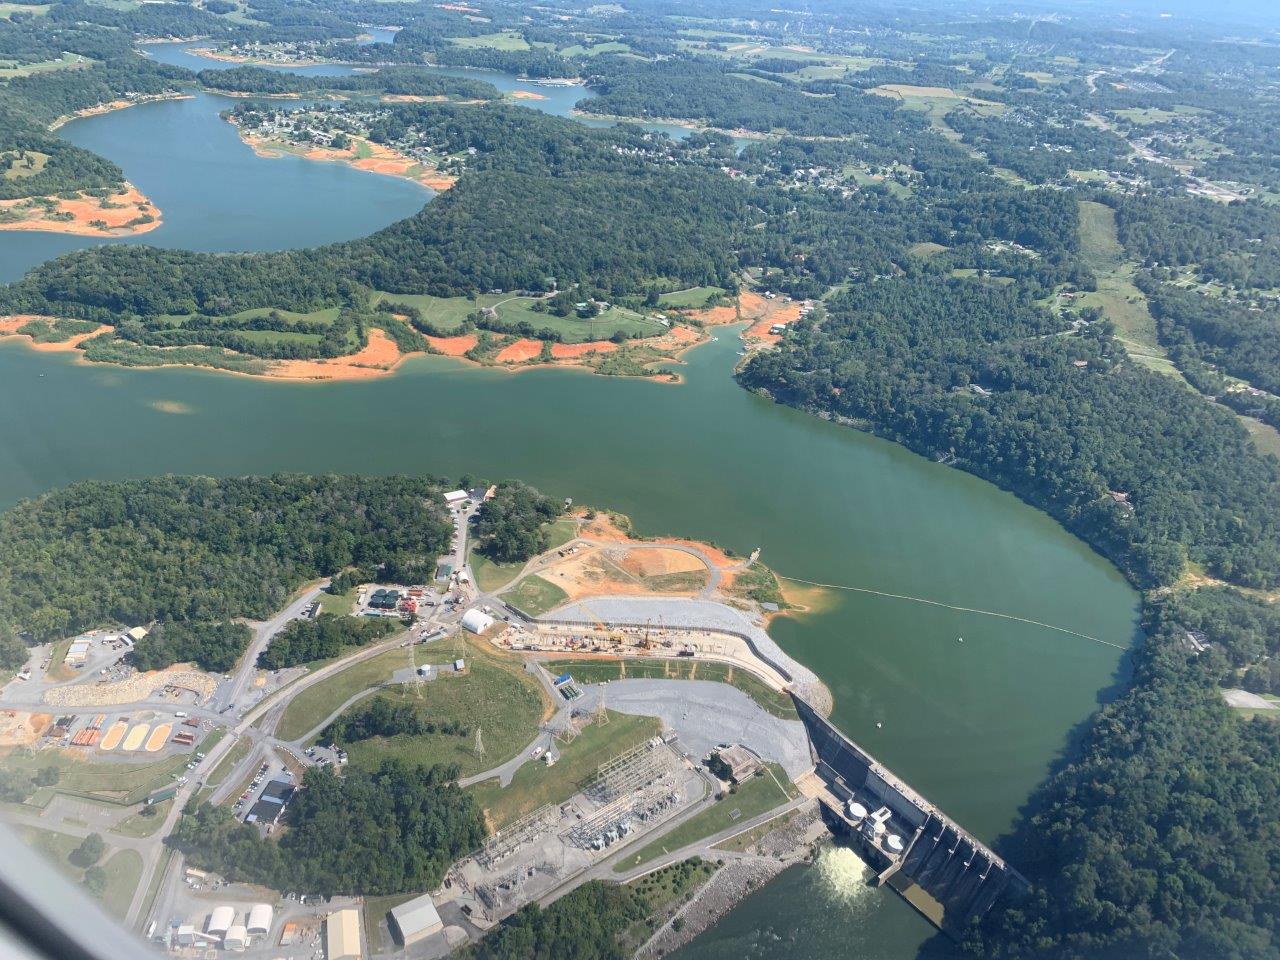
[0, 48, 1141, 959]
[0, 332, 1138, 958]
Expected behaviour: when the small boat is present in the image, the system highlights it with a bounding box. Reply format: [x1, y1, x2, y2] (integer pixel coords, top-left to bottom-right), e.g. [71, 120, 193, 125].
[875, 721, 883, 729]
[957, 636, 964, 643]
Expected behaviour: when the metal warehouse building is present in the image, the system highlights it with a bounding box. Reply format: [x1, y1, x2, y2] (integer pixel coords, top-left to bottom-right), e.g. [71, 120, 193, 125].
[247, 903, 273, 937]
[325, 908, 363, 960]
[389, 893, 443, 946]
[206, 905, 236, 939]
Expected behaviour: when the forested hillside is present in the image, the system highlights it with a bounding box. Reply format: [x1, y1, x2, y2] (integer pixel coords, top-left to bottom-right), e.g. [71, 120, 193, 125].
[168, 760, 483, 896]
[740, 277, 1280, 589]
[971, 591, 1280, 960]
[0, 475, 453, 641]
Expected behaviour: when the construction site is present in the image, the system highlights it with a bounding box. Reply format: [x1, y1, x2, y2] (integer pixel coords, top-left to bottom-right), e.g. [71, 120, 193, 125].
[493, 610, 796, 694]
[445, 737, 707, 927]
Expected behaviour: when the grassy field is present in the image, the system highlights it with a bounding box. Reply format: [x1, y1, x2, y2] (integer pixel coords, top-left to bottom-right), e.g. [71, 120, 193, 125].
[470, 550, 525, 593]
[1075, 200, 1187, 381]
[2, 148, 49, 180]
[340, 652, 547, 778]
[450, 30, 530, 51]
[99, 849, 143, 919]
[0, 2, 51, 17]
[712, 808, 796, 853]
[613, 764, 796, 871]
[559, 40, 630, 57]
[656, 286, 726, 310]
[501, 574, 569, 617]
[372, 291, 660, 344]
[275, 646, 409, 741]
[544, 658, 797, 719]
[7, 750, 188, 806]
[113, 799, 172, 838]
[205, 736, 252, 789]
[0, 52, 90, 77]
[364, 893, 418, 954]
[17, 826, 142, 918]
[317, 584, 359, 616]
[467, 711, 660, 829]
[471, 517, 577, 592]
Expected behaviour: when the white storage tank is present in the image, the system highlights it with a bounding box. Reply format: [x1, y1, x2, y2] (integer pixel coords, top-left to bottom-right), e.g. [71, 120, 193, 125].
[247, 903, 273, 936]
[207, 906, 236, 938]
[886, 834, 905, 854]
[846, 800, 868, 822]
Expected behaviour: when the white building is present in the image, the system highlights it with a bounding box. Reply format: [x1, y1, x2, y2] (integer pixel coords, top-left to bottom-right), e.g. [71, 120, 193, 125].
[247, 903, 273, 938]
[443, 490, 469, 507]
[389, 894, 443, 947]
[460, 609, 494, 635]
[207, 905, 236, 939]
[64, 636, 93, 665]
[223, 924, 248, 952]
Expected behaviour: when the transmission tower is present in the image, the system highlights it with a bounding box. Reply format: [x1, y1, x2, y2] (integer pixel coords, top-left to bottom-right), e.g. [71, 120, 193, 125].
[596, 683, 609, 725]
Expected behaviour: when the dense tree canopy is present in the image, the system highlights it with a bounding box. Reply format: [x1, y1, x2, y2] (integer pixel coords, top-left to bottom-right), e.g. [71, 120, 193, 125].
[131, 621, 253, 674]
[257, 614, 396, 670]
[473, 481, 561, 563]
[168, 759, 483, 897]
[0, 475, 452, 642]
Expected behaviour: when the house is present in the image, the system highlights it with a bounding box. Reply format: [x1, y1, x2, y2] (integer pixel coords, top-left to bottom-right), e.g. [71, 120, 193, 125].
[127, 626, 149, 643]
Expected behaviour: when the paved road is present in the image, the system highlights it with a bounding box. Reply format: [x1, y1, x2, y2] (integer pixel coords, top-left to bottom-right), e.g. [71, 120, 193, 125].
[215, 585, 326, 713]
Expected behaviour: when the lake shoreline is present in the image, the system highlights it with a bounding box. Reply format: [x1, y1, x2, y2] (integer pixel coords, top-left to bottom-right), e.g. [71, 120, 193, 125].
[0, 183, 161, 237]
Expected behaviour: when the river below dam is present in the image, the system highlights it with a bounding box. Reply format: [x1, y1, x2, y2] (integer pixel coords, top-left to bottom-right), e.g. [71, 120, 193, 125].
[0, 43, 1141, 960]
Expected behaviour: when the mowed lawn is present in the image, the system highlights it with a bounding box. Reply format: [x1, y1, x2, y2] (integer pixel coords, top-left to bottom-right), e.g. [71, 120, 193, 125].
[544, 657, 797, 720]
[17, 826, 143, 919]
[470, 517, 577, 593]
[4, 750, 188, 806]
[275, 646, 409, 741]
[467, 711, 660, 829]
[613, 763, 796, 871]
[501, 574, 568, 617]
[372, 291, 661, 343]
[339, 653, 547, 778]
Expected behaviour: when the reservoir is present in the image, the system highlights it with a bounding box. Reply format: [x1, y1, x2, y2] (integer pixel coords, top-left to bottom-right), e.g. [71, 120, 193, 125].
[0, 42, 1140, 960]
[0, 332, 1138, 959]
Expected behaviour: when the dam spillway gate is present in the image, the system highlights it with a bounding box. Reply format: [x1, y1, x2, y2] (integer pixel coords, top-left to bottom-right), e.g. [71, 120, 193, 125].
[792, 695, 1028, 938]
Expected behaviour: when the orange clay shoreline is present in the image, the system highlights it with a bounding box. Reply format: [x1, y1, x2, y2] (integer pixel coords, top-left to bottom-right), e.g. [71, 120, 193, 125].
[241, 133, 459, 192]
[0, 294, 753, 383]
[0, 183, 161, 237]
[0, 316, 112, 353]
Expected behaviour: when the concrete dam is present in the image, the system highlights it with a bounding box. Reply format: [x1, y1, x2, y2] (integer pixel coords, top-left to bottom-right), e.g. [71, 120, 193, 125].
[792, 695, 1028, 937]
